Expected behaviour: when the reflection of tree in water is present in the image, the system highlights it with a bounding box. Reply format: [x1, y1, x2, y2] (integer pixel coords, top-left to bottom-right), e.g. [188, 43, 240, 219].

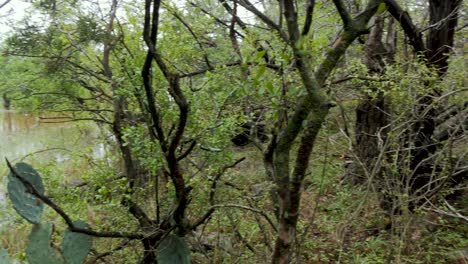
[1, 93, 12, 132]
[0, 110, 100, 163]
[2, 93, 10, 110]
[4, 110, 12, 132]
[1, 111, 37, 133]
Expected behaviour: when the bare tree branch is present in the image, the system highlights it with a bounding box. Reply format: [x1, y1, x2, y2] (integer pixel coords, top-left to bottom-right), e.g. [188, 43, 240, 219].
[237, 0, 288, 40]
[384, 0, 425, 54]
[301, 0, 316, 36]
[0, 0, 11, 9]
[190, 158, 246, 230]
[332, 0, 353, 29]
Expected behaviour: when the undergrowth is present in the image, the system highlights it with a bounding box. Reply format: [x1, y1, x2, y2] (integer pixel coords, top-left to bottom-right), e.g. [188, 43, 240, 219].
[1, 129, 466, 263]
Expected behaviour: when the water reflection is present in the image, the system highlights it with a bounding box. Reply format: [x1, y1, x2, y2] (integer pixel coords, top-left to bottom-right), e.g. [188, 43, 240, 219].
[0, 110, 105, 220]
[0, 110, 99, 165]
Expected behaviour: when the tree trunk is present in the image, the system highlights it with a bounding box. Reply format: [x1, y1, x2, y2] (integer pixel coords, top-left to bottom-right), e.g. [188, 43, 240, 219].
[269, 1, 383, 262]
[383, 0, 462, 209]
[354, 94, 389, 181]
[426, 0, 461, 77]
[351, 14, 393, 183]
[409, 0, 461, 193]
[140, 237, 159, 264]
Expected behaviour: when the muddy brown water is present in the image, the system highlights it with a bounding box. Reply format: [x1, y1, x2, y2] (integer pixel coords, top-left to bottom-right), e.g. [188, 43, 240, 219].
[0, 110, 104, 205]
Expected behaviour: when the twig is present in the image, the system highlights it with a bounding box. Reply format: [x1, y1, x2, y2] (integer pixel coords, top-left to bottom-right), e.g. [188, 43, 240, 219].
[91, 239, 132, 261]
[209, 157, 246, 204]
[0, 0, 11, 9]
[423, 199, 468, 223]
[301, 0, 316, 36]
[190, 158, 246, 230]
[212, 204, 277, 232]
[18, 148, 71, 162]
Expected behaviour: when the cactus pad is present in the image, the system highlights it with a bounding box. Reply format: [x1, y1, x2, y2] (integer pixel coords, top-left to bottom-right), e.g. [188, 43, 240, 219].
[26, 223, 65, 264]
[0, 247, 12, 264]
[62, 220, 92, 264]
[7, 162, 45, 224]
[156, 234, 191, 264]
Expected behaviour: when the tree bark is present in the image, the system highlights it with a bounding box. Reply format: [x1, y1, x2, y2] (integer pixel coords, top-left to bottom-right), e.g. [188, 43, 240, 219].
[352, 14, 392, 184]
[268, 1, 383, 262]
[410, 0, 461, 168]
[426, 0, 461, 77]
[384, 0, 462, 208]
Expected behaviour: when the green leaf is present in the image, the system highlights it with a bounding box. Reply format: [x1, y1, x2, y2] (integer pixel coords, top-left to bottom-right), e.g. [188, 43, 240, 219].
[7, 162, 45, 224]
[62, 220, 93, 264]
[26, 223, 65, 264]
[280, 53, 290, 62]
[265, 82, 275, 94]
[255, 65, 266, 80]
[377, 3, 386, 13]
[255, 50, 266, 61]
[156, 235, 191, 264]
[253, 78, 260, 87]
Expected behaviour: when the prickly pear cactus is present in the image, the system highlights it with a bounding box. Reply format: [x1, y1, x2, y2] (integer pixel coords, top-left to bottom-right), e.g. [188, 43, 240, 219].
[0, 247, 12, 264]
[6, 162, 92, 264]
[62, 220, 92, 264]
[26, 223, 65, 264]
[156, 235, 191, 264]
[7, 162, 45, 224]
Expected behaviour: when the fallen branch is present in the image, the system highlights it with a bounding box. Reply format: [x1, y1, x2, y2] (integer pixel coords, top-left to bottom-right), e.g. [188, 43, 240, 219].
[423, 198, 468, 223]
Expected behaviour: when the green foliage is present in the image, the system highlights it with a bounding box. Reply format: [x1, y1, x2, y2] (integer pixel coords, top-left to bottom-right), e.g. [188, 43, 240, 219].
[76, 16, 109, 43]
[0, 55, 82, 112]
[4, 24, 49, 54]
[156, 235, 191, 264]
[7, 163, 45, 224]
[377, 3, 387, 14]
[1, 0, 466, 262]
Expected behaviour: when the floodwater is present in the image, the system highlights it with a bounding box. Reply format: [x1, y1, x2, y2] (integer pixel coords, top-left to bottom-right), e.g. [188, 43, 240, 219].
[0, 110, 104, 206]
[0, 110, 103, 164]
